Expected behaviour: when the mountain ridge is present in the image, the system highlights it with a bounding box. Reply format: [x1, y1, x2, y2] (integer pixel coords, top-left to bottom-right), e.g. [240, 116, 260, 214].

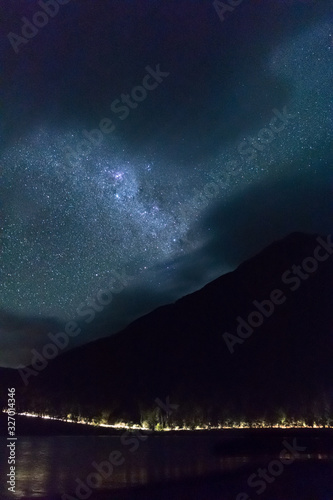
[1, 231, 332, 428]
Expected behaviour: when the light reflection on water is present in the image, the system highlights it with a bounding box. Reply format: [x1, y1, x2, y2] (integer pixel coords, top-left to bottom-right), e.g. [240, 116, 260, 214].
[0, 436, 331, 499]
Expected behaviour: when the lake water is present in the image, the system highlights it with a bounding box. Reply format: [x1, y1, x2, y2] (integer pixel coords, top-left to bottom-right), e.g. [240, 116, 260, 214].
[0, 434, 332, 499]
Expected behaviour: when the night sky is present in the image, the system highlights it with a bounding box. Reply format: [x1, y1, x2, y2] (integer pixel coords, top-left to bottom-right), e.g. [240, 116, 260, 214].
[0, 0, 332, 367]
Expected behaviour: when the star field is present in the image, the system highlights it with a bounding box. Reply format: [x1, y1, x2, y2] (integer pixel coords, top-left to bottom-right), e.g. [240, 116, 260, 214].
[0, 1, 332, 366]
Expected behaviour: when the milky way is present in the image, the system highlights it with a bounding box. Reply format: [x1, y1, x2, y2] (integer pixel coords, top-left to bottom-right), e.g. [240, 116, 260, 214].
[0, 1, 332, 366]
[0, 128, 193, 319]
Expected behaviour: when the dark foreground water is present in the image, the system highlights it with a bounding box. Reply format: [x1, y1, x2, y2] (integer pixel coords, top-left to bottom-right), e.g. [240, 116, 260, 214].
[0, 433, 332, 499]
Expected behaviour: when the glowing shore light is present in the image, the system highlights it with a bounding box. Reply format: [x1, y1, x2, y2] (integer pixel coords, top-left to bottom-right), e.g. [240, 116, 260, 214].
[2, 410, 332, 430]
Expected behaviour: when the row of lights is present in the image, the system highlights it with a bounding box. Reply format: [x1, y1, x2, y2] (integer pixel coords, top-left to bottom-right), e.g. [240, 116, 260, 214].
[3, 410, 332, 431]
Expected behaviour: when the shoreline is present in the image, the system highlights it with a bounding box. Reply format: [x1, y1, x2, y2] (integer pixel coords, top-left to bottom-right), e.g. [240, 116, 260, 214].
[1, 413, 333, 437]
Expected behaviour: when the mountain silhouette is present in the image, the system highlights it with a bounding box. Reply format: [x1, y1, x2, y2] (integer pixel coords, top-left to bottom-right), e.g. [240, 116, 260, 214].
[1, 232, 332, 428]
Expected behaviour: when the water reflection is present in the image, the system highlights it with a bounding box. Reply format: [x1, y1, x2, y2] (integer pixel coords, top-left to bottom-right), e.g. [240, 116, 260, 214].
[0, 436, 332, 499]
